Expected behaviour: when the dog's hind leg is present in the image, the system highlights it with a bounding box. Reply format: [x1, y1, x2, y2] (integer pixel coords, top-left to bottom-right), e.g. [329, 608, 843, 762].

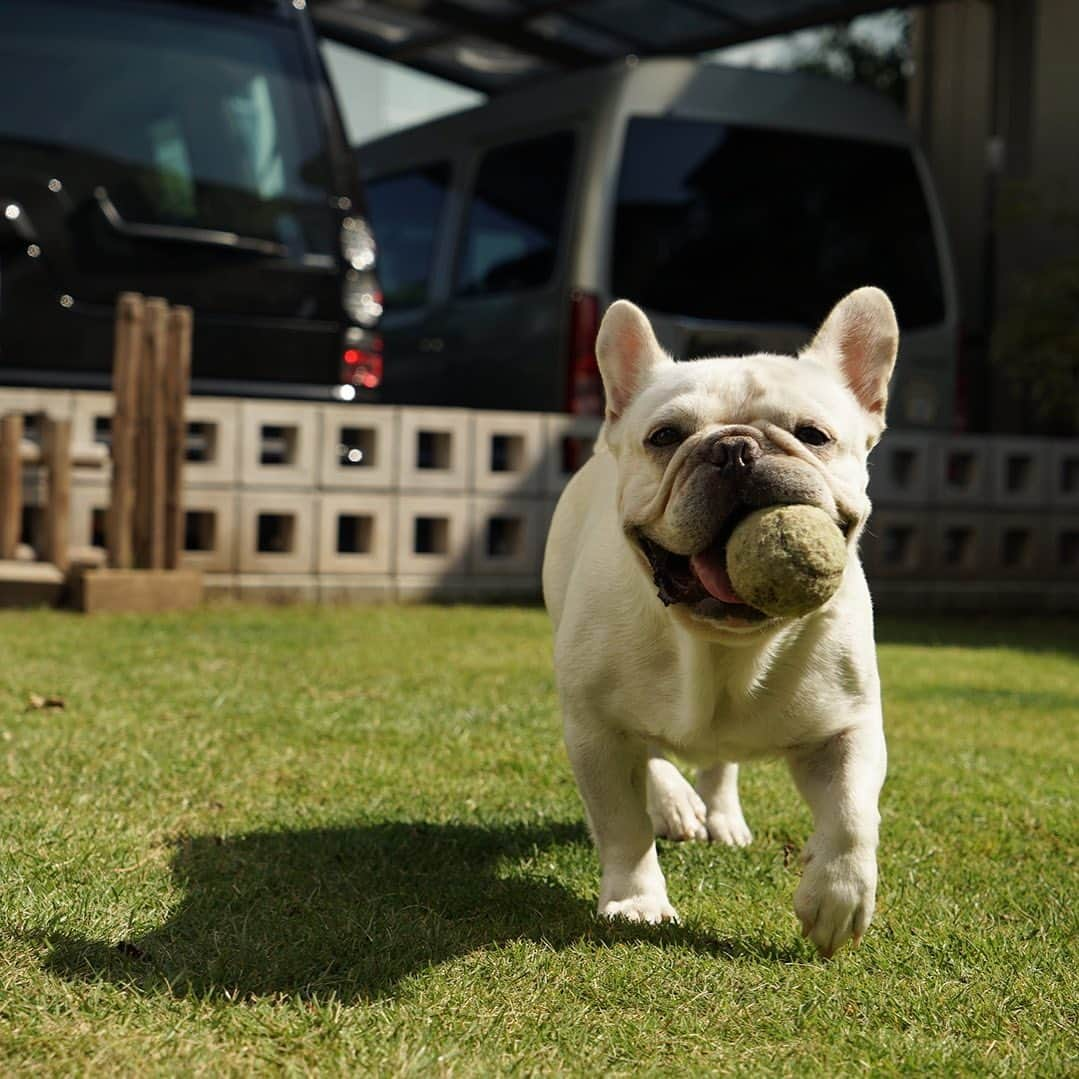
[695, 762, 753, 847]
[646, 750, 709, 842]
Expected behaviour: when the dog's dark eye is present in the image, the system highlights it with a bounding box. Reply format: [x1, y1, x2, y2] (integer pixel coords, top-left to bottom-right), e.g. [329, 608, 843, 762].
[647, 426, 683, 448]
[795, 424, 831, 447]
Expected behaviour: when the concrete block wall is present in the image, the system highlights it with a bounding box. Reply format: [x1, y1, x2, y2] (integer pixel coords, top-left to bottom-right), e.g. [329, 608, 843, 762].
[2, 389, 586, 603]
[2, 385, 1075, 610]
[866, 430, 1078, 607]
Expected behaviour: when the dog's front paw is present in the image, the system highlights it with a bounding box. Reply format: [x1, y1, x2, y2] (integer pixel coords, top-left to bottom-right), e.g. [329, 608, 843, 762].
[647, 758, 708, 841]
[599, 895, 680, 925]
[794, 836, 877, 957]
[705, 808, 753, 847]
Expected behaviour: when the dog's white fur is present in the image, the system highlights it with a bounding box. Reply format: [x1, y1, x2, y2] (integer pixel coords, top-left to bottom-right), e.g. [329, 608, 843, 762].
[542, 288, 898, 956]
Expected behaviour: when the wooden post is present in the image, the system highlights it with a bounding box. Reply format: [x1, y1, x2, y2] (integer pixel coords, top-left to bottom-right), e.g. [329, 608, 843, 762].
[0, 413, 23, 560]
[134, 297, 169, 569]
[164, 304, 192, 570]
[108, 292, 143, 569]
[41, 416, 71, 572]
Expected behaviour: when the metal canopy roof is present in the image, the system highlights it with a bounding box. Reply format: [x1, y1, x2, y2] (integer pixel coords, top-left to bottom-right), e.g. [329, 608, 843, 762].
[310, 1, 917, 94]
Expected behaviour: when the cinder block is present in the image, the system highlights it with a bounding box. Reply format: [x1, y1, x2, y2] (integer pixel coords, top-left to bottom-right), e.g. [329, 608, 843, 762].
[395, 575, 478, 603]
[0, 388, 74, 421]
[1049, 514, 1079, 578]
[233, 574, 320, 604]
[469, 496, 545, 576]
[867, 431, 933, 506]
[467, 576, 543, 601]
[319, 404, 398, 489]
[316, 492, 395, 575]
[237, 492, 316, 574]
[318, 579, 397, 604]
[928, 512, 994, 578]
[472, 412, 546, 495]
[397, 408, 473, 492]
[239, 401, 319, 488]
[538, 497, 559, 560]
[71, 391, 115, 452]
[1047, 584, 1079, 613]
[68, 482, 110, 554]
[989, 438, 1051, 508]
[860, 509, 931, 579]
[179, 489, 239, 574]
[184, 397, 241, 487]
[929, 437, 992, 506]
[202, 574, 237, 601]
[986, 511, 1052, 578]
[394, 494, 469, 576]
[1049, 442, 1079, 509]
[930, 582, 1051, 614]
[866, 580, 941, 613]
[543, 414, 601, 495]
[21, 466, 47, 506]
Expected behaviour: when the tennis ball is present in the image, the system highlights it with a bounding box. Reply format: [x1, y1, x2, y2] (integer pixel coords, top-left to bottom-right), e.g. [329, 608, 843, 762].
[726, 505, 847, 618]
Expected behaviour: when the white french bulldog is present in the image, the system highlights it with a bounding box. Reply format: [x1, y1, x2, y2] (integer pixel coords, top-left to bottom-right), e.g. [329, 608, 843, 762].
[542, 287, 898, 957]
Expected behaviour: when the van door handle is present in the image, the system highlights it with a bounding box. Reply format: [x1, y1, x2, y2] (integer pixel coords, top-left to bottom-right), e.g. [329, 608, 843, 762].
[419, 337, 444, 352]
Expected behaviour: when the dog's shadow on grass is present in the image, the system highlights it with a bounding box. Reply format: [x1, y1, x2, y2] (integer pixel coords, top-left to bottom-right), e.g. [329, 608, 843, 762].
[46, 820, 799, 1001]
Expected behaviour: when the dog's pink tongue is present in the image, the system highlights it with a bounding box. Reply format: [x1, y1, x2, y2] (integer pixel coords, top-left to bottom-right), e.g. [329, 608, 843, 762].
[689, 549, 744, 605]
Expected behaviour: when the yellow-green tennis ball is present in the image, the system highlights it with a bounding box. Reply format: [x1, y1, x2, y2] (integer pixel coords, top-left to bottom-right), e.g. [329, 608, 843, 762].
[726, 505, 847, 618]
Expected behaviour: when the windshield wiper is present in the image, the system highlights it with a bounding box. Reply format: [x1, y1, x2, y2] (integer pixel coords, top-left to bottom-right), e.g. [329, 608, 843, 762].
[93, 186, 288, 258]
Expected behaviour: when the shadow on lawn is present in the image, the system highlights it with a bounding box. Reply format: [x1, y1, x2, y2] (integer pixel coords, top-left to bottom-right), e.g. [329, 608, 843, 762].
[46, 820, 798, 1001]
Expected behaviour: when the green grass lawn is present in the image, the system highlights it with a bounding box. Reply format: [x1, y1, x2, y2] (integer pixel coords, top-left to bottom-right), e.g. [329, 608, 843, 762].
[0, 605, 1076, 1076]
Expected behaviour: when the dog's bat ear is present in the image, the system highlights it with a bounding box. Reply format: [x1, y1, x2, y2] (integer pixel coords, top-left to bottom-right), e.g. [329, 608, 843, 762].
[805, 287, 899, 428]
[596, 300, 672, 421]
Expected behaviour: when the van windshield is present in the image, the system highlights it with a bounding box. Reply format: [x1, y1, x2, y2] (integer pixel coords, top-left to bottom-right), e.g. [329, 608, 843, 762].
[0, 0, 336, 260]
[613, 117, 945, 329]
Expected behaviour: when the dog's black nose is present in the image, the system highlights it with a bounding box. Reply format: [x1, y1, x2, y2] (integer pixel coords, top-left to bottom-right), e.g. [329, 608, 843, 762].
[708, 435, 760, 474]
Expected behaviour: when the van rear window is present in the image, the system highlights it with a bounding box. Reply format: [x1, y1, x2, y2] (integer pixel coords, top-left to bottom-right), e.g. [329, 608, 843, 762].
[0, 0, 336, 260]
[367, 163, 452, 310]
[613, 117, 945, 329]
[456, 131, 575, 297]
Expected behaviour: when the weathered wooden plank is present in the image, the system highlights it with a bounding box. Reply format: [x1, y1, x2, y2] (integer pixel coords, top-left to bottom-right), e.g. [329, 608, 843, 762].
[41, 415, 71, 572]
[134, 297, 169, 569]
[0, 413, 24, 560]
[71, 568, 203, 614]
[164, 305, 193, 570]
[108, 292, 144, 569]
[0, 559, 64, 608]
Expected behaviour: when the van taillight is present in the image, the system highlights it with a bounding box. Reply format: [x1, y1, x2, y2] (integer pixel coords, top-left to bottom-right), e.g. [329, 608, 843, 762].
[341, 337, 383, 390]
[566, 289, 603, 415]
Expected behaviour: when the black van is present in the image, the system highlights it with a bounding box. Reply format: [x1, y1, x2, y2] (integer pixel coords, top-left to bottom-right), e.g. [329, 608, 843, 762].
[0, 0, 382, 401]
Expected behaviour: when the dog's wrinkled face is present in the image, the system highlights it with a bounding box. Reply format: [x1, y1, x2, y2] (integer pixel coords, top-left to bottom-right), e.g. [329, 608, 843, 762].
[597, 288, 899, 637]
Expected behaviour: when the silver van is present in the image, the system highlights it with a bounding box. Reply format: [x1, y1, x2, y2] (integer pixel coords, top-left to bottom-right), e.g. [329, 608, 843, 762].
[358, 58, 959, 428]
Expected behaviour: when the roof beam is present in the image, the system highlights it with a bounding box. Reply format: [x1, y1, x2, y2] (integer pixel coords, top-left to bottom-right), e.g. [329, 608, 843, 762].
[375, 0, 602, 68]
[655, 0, 937, 56]
[311, 7, 496, 92]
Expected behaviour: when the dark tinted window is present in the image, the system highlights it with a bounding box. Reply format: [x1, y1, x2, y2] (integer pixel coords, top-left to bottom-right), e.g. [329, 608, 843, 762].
[613, 117, 945, 329]
[0, 0, 335, 258]
[366, 164, 451, 310]
[456, 132, 575, 297]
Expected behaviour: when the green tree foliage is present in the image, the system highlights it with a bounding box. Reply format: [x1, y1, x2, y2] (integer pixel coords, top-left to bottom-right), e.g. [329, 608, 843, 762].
[792, 11, 912, 108]
[992, 186, 1079, 436]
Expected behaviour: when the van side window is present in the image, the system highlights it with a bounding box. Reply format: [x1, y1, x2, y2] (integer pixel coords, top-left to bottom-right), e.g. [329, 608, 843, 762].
[455, 131, 574, 297]
[366, 163, 451, 310]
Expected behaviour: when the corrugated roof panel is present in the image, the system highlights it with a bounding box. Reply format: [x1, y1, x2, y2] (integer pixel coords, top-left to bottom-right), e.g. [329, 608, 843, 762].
[311, 1, 929, 93]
